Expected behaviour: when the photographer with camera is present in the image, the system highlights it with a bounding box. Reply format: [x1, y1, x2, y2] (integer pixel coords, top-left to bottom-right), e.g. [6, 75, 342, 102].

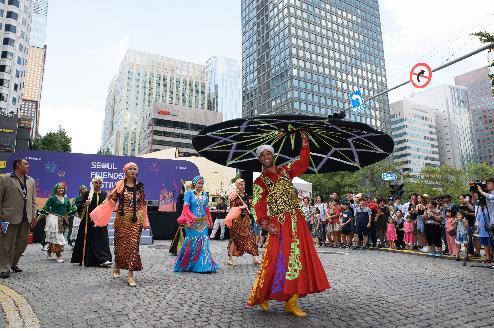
[475, 178, 494, 263]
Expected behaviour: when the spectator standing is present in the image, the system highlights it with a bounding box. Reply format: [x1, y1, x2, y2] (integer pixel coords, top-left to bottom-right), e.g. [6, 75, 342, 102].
[311, 207, 322, 247]
[340, 202, 354, 248]
[394, 210, 405, 249]
[404, 215, 414, 250]
[353, 199, 372, 250]
[376, 199, 389, 248]
[326, 199, 341, 247]
[366, 196, 379, 248]
[417, 195, 428, 251]
[423, 201, 443, 257]
[386, 217, 397, 249]
[475, 198, 493, 263]
[454, 210, 469, 261]
[441, 195, 458, 255]
[445, 208, 458, 257]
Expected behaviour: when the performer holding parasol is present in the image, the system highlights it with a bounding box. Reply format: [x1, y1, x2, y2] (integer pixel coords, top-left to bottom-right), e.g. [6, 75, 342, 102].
[224, 178, 260, 266]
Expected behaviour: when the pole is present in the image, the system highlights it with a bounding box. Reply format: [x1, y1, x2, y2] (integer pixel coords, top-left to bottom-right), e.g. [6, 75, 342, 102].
[336, 42, 494, 115]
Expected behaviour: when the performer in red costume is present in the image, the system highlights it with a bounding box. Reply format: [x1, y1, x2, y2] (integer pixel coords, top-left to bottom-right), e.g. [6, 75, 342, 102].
[247, 131, 330, 317]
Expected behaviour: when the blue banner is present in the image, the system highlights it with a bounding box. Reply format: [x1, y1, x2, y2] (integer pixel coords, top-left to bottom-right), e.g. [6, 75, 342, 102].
[7, 151, 199, 212]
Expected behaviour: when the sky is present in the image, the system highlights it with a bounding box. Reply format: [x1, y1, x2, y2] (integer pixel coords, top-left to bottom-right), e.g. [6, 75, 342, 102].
[39, 0, 494, 154]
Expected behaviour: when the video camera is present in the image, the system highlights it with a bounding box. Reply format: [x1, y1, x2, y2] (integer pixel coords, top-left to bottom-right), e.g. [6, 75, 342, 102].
[468, 180, 487, 194]
[469, 180, 488, 205]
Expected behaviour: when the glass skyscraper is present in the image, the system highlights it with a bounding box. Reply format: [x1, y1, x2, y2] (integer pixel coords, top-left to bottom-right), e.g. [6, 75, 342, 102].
[241, 0, 390, 133]
[206, 56, 242, 121]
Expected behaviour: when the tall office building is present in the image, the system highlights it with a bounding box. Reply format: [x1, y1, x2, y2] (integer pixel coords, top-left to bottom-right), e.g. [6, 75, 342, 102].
[206, 56, 242, 121]
[19, 0, 47, 139]
[241, 0, 390, 133]
[390, 99, 440, 176]
[454, 66, 494, 165]
[101, 49, 209, 156]
[409, 85, 476, 169]
[0, 0, 33, 117]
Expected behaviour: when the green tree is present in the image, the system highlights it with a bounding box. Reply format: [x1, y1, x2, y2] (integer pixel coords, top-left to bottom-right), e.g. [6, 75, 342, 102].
[464, 163, 494, 182]
[303, 159, 398, 198]
[32, 126, 72, 152]
[472, 31, 494, 89]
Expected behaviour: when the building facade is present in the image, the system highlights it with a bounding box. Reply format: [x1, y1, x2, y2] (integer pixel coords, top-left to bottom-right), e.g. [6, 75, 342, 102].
[139, 103, 222, 155]
[454, 66, 494, 165]
[206, 56, 242, 121]
[241, 0, 390, 133]
[390, 99, 440, 176]
[101, 50, 209, 156]
[19, 0, 47, 138]
[0, 0, 33, 117]
[408, 85, 476, 169]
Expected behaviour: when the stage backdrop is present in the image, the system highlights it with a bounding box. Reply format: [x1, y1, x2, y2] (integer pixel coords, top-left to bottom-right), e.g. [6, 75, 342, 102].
[7, 151, 199, 212]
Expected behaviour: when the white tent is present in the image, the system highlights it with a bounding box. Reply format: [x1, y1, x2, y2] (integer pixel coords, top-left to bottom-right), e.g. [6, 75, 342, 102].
[253, 172, 312, 198]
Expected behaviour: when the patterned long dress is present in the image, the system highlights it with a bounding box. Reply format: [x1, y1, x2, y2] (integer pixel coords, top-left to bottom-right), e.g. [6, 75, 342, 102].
[247, 145, 330, 306]
[228, 193, 259, 257]
[111, 184, 146, 271]
[174, 190, 218, 273]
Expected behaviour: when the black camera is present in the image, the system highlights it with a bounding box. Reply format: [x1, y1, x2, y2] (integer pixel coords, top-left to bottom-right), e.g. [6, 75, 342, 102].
[469, 180, 487, 194]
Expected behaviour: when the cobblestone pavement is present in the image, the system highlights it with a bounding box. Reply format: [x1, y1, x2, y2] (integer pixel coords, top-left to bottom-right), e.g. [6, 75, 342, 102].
[1, 241, 494, 327]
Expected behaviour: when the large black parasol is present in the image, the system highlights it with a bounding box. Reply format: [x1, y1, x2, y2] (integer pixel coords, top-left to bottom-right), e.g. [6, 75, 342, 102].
[192, 114, 394, 174]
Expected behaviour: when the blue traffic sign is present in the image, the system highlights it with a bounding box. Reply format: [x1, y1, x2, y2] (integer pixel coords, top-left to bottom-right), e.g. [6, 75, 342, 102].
[381, 172, 397, 181]
[348, 89, 366, 113]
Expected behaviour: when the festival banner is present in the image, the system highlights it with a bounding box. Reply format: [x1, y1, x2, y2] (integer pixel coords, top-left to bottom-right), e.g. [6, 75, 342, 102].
[7, 151, 199, 212]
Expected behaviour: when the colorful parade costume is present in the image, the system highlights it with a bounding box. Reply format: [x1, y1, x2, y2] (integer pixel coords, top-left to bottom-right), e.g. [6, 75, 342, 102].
[247, 144, 330, 310]
[71, 189, 112, 267]
[174, 177, 217, 273]
[227, 190, 259, 259]
[38, 183, 77, 256]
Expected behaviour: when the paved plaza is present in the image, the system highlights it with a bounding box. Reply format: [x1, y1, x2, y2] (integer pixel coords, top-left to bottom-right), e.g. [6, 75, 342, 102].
[1, 240, 494, 328]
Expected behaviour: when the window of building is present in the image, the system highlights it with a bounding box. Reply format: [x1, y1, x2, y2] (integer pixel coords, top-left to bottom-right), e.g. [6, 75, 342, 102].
[0, 51, 13, 59]
[4, 24, 16, 33]
[0, 79, 10, 88]
[2, 37, 15, 47]
[0, 65, 10, 73]
[6, 11, 18, 20]
[7, 0, 19, 6]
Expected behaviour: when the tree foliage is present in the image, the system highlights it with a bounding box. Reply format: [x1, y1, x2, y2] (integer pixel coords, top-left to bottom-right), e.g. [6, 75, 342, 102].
[32, 126, 72, 152]
[472, 31, 494, 88]
[97, 148, 112, 155]
[303, 160, 494, 202]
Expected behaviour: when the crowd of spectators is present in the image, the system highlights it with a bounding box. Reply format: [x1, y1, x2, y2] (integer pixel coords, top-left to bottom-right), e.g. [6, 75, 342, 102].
[298, 178, 494, 264]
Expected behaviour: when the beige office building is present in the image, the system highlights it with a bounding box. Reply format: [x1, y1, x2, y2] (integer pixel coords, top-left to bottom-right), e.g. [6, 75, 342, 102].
[390, 99, 440, 177]
[101, 50, 210, 156]
[20, 45, 46, 138]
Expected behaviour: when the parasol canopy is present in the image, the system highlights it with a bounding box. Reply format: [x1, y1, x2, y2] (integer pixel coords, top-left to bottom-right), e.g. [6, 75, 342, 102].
[192, 114, 394, 174]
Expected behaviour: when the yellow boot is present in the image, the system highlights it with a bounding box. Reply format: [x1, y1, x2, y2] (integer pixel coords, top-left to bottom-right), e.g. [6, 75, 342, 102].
[259, 301, 269, 312]
[284, 294, 307, 318]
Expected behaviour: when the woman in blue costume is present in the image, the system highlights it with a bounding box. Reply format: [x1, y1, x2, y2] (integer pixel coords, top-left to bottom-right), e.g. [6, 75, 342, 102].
[174, 176, 218, 273]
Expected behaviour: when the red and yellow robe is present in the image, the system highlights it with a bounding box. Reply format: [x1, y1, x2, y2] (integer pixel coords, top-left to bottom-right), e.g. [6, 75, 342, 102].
[247, 145, 330, 305]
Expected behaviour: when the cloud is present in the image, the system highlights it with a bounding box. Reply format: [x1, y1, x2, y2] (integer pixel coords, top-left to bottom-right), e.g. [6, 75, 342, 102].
[38, 104, 103, 154]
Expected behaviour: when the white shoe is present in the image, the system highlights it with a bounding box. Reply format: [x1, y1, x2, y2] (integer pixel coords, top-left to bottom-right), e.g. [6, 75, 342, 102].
[41, 245, 48, 251]
[57, 258, 64, 263]
[100, 261, 113, 267]
[420, 246, 429, 253]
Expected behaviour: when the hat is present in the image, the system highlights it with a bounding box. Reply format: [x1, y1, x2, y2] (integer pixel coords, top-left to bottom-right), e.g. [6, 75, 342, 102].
[256, 145, 274, 158]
